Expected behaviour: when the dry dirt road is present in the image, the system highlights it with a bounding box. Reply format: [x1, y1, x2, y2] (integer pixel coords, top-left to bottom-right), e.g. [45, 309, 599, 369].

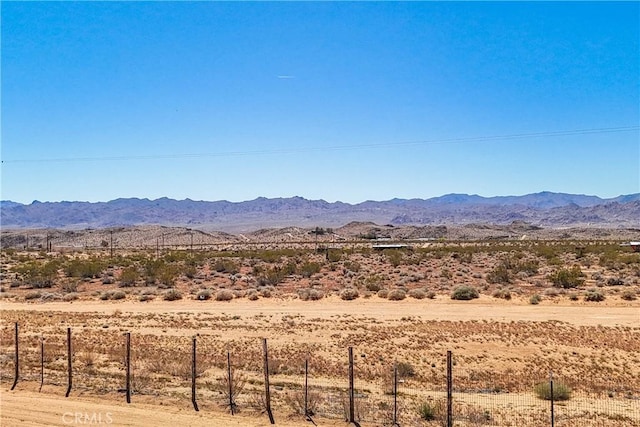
[1, 389, 347, 427]
[4, 295, 639, 327]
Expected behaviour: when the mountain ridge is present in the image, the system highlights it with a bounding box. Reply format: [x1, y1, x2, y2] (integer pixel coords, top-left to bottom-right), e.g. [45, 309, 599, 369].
[1, 192, 638, 232]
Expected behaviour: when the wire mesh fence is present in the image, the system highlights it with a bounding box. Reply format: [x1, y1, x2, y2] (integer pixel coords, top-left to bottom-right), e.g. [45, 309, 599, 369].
[1, 321, 639, 426]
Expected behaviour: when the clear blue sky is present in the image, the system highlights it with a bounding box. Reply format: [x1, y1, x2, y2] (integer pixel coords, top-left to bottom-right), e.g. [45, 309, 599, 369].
[1, 1, 638, 204]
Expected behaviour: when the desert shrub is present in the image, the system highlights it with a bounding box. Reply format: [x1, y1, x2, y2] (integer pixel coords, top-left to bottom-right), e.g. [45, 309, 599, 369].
[396, 361, 415, 378]
[100, 290, 125, 300]
[196, 289, 212, 301]
[61, 281, 79, 293]
[426, 290, 436, 299]
[548, 266, 584, 289]
[327, 249, 342, 263]
[567, 292, 579, 301]
[492, 288, 512, 300]
[119, 267, 139, 287]
[247, 290, 259, 301]
[408, 288, 426, 299]
[343, 261, 361, 272]
[529, 294, 542, 305]
[101, 276, 115, 285]
[64, 258, 104, 279]
[63, 292, 79, 301]
[111, 290, 126, 300]
[212, 259, 239, 274]
[285, 389, 321, 416]
[299, 262, 321, 278]
[298, 288, 324, 301]
[340, 288, 359, 301]
[534, 381, 571, 401]
[486, 265, 511, 284]
[14, 260, 59, 288]
[377, 289, 389, 299]
[139, 294, 155, 302]
[621, 290, 637, 301]
[25, 291, 42, 300]
[387, 289, 406, 301]
[584, 289, 605, 302]
[606, 277, 625, 286]
[418, 400, 445, 421]
[215, 289, 234, 301]
[163, 289, 182, 301]
[451, 286, 479, 300]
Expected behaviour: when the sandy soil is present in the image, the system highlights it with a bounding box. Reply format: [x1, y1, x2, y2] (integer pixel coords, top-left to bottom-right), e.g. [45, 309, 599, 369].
[1, 388, 347, 427]
[4, 295, 639, 326]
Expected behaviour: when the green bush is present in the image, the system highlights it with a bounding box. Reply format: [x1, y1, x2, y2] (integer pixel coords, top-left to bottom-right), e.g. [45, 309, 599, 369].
[64, 258, 104, 279]
[486, 264, 511, 284]
[451, 286, 479, 300]
[548, 266, 584, 289]
[621, 290, 637, 301]
[418, 400, 444, 421]
[119, 267, 139, 287]
[534, 381, 571, 401]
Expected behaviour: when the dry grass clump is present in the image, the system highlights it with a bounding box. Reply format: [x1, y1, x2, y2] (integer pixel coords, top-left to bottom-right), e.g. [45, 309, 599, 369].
[297, 288, 324, 301]
[100, 290, 126, 300]
[620, 290, 636, 301]
[584, 289, 605, 302]
[408, 288, 426, 299]
[196, 289, 212, 300]
[387, 289, 406, 301]
[162, 288, 182, 301]
[529, 294, 542, 305]
[492, 288, 512, 300]
[451, 286, 479, 300]
[215, 289, 234, 301]
[340, 288, 359, 301]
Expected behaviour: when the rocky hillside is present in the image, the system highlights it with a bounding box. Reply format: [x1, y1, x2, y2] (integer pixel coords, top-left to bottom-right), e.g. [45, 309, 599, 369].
[1, 192, 638, 232]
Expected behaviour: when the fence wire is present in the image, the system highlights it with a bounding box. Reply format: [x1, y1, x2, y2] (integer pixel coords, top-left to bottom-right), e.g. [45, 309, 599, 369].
[1, 322, 639, 426]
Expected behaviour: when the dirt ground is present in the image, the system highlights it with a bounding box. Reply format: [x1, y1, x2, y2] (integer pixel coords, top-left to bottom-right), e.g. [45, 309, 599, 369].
[2, 297, 639, 427]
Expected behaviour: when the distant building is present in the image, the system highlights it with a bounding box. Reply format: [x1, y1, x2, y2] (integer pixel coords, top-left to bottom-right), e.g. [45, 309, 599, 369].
[372, 244, 412, 251]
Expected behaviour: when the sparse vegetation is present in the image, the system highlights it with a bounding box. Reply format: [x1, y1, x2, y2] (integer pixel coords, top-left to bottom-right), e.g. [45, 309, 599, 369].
[451, 285, 479, 300]
[534, 381, 572, 401]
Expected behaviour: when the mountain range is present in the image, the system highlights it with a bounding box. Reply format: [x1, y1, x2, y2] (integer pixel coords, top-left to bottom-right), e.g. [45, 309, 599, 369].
[1, 192, 638, 232]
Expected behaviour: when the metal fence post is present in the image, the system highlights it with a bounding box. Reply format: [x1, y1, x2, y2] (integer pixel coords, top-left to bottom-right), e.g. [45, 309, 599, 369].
[192, 336, 199, 411]
[262, 338, 275, 424]
[125, 332, 131, 403]
[349, 346, 355, 423]
[447, 350, 453, 427]
[66, 327, 72, 397]
[393, 362, 399, 426]
[550, 371, 555, 427]
[40, 336, 44, 392]
[11, 322, 19, 390]
[227, 351, 234, 415]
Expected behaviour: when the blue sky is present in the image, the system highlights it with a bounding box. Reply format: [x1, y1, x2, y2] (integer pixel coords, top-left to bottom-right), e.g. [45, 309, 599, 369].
[1, 1, 638, 204]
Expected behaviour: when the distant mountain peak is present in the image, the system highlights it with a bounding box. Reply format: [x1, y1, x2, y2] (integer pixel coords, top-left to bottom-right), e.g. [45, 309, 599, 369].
[2, 192, 638, 231]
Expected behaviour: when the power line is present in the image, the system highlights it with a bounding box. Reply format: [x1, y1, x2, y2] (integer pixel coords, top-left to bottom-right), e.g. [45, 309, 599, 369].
[2, 125, 638, 164]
